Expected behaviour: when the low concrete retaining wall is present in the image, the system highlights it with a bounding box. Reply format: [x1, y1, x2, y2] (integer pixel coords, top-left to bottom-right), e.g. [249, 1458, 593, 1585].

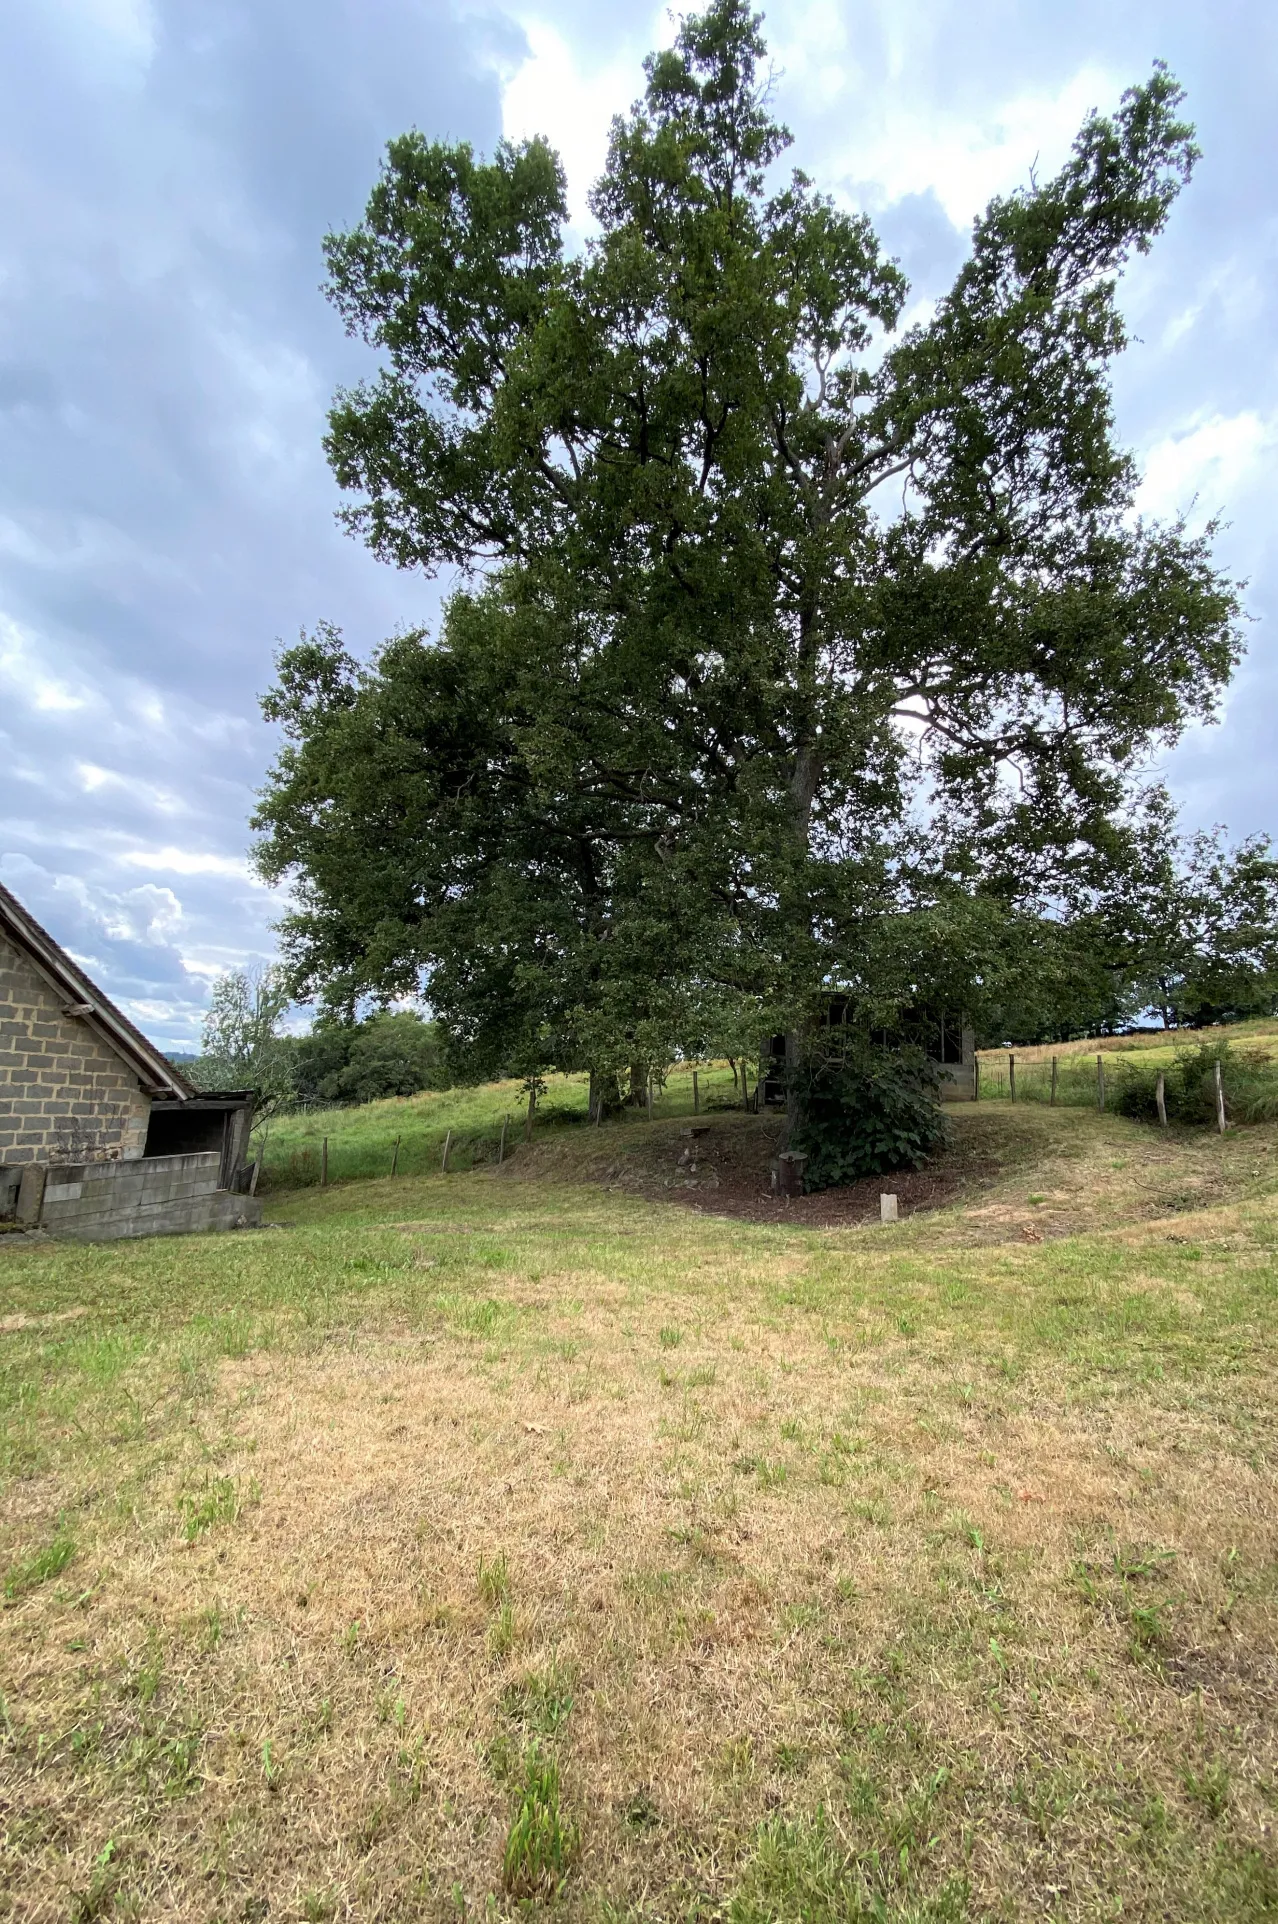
[26, 1151, 261, 1241]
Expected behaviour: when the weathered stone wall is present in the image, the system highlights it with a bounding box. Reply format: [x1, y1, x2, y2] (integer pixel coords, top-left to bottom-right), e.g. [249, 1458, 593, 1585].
[0, 930, 151, 1164]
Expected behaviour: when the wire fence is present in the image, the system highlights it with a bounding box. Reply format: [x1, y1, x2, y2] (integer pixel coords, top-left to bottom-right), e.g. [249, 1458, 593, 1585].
[976, 1052, 1118, 1108]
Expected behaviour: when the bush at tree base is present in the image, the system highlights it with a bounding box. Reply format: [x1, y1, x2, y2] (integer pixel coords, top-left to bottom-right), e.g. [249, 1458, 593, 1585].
[791, 1044, 951, 1191]
[1113, 1039, 1278, 1126]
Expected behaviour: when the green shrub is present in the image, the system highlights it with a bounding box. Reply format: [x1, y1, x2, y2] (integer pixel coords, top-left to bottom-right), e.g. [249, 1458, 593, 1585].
[1112, 1039, 1278, 1127]
[791, 1042, 950, 1191]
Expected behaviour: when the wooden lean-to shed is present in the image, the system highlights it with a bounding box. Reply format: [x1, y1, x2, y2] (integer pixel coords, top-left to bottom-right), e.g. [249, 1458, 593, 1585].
[0, 880, 260, 1240]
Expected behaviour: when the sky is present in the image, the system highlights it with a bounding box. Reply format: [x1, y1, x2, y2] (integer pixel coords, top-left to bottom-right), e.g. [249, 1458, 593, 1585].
[1, 0, 1275, 1050]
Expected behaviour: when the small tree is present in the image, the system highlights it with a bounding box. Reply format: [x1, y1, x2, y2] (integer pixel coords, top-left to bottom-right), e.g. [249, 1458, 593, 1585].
[193, 965, 295, 1104]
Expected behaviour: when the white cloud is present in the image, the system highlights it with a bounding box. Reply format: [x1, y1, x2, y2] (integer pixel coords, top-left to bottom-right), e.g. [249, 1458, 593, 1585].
[825, 66, 1116, 230]
[117, 845, 259, 879]
[1136, 411, 1277, 524]
[0, 612, 90, 713]
[48, 0, 156, 69]
[496, 11, 671, 229]
[76, 761, 184, 813]
[759, 0, 1118, 230]
[96, 881, 184, 945]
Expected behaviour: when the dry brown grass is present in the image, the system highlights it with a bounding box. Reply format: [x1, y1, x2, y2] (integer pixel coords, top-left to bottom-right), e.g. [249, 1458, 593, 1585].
[3, 1105, 1278, 1920]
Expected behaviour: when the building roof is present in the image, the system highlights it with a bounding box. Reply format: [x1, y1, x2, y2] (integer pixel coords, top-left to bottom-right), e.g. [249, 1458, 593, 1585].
[0, 879, 196, 1100]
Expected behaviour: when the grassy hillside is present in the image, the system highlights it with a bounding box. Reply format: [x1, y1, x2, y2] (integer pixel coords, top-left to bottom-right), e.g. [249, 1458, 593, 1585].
[257, 1026, 1278, 1191]
[256, 1059, 756, 1188]
[3, 1104, 1278, 1919]
[977, 1016, 1278, 1104]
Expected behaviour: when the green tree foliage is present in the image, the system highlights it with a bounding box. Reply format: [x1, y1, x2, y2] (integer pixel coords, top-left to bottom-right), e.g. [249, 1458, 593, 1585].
[192, 965, 295, 1103]
[292, 1011, 445, 1105]
[254, 1, 1242, 1091]
[1093, 788, 1278, 1027]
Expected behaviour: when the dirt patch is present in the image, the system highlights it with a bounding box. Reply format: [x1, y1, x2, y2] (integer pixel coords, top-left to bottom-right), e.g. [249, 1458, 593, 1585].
[0, 1306, 88, 1332]
[503, 1110, 1020, 1227]
[666, 1133, 997, 1226]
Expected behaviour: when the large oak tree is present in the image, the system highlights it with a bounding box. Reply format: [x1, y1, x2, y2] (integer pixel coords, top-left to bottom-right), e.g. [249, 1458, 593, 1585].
[255, 1, 1242, 1087]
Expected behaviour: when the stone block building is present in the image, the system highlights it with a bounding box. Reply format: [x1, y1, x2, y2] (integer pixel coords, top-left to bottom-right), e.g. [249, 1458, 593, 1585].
[0, 880, 260, 1240]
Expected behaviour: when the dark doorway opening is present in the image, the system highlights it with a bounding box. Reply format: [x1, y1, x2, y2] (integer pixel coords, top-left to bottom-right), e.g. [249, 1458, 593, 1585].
[143, 1105, 227, 1160]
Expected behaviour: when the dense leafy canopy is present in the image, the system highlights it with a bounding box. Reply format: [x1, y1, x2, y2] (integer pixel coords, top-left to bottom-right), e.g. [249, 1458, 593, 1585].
[1092, 788, 1278, 1029]
[291, 1011, 445, 1105]
[254, 0, 1245, 1085]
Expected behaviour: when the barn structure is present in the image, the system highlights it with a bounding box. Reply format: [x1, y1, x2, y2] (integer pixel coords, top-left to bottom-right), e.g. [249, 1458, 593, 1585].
[758, 1001, 977, 1107]
[0, 880, 260, 1241]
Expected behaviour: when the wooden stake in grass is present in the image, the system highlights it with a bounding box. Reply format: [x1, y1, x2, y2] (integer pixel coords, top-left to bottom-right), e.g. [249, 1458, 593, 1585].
[390, 1135, 400, 1178]
[1008, 1053, 1016, 1102]
[1156, 1071, 1167, 1128]
[692, 1069, 699, 1115]
[646, 1076, 654, 1121]
[525, 1082, 536, 1143]
[441, 1128, 452, 1173]
[973, 1056, 980, 1102]
[1050, 1056, 1058, 1107]
[741, 1062, 750, 1112]
[1215, 1059, 1226, 1134]
[320, 1137, 328, 1187]
[249, 1157, 262, 1197]
[499, 1114, 508, 1165]
[1097, 1053, 1105, 1112]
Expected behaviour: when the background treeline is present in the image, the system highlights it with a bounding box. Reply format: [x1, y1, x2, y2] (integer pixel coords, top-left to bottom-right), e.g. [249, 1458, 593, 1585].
[181, 970, 447, 1108]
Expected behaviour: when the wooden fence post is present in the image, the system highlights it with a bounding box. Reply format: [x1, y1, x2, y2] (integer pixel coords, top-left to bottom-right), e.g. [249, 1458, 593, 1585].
[441, 1128, 452, 1172]
[1156, 1072, 1167, 1129]
[647, 1076, 654, 1121]
[1008, 1053, 1016, 1103]
[320, 1137, 328, 1187]
[390, 1135, 400, 1178]
[973, 1056, 980, 1102]
[249, 1157, 262, 1197]
[498, 1115, 508, 1165]
[525, 1084, 536, 1143]
[1050, 1057, 1058, 1107]
[1097, 1054, 1105, 1112]
[741, 1063, 750, 1112]
[692, 1069, 699, 1115]
[1215, 1060, 1226, 1134]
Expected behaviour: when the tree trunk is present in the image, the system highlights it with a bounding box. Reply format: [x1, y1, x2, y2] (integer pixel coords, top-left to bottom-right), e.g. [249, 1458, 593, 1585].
[590, 1068, 618, 1124]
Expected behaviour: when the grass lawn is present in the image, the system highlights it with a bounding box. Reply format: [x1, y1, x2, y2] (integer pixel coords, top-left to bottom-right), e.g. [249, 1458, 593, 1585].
[3, 1104, 1278, 1920]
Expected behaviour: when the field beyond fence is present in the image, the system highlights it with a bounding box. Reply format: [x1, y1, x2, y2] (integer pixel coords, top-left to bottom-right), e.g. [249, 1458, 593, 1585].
[257, 1060, 754, 1190]
[975, 1016, 1278, 1110]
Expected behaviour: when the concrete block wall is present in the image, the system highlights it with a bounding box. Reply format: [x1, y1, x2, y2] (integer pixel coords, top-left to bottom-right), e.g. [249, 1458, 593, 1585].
[0, 930, 151, 1164]
[36, 1151, 262, 1241]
